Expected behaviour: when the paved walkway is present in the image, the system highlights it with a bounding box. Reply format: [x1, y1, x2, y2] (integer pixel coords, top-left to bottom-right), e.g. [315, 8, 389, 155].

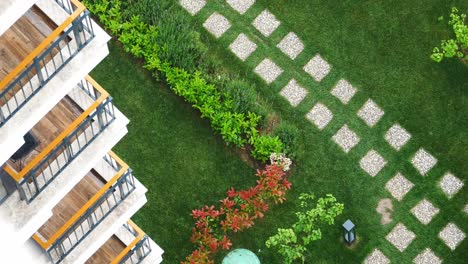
[180, 1, 466, 262]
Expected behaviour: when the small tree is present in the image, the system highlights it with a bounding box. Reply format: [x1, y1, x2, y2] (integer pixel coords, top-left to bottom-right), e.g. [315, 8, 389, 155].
[266, 193, 344, 264]
[431, 7, 468, 62]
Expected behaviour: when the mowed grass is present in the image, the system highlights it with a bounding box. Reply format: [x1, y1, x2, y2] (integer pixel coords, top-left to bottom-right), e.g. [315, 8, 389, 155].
[183, 0, 467, 263]
[90, 42, 256, 263]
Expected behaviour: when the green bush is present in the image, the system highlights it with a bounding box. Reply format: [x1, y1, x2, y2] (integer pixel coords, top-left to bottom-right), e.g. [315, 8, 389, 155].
[250, 135, 283, 162]
[221, 79, 257, 113]
[273, 122, 300, 159]
[431, 7, 468, 62]
[84, 0, 285, 161]
[123, 0, 208, 72]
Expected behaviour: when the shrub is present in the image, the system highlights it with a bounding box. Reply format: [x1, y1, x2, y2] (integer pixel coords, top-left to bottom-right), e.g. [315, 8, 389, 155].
[273, 122, 300, 159]
[183, 164, 292, 263]
[431, 7, 468, 62]
[266, 194, 344, 264]
[250, 135, 283, 162]
[221, 79, 258, 113]
[84, 0, 285, 161]
[123, 0, 207, 72]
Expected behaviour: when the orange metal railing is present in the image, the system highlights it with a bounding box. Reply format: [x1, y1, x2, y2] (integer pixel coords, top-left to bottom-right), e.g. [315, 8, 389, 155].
[4, 76, 109, 182]
[32, 151, 129, 249]
[111, 220, 147, 264]
[0, 0, 86, 92]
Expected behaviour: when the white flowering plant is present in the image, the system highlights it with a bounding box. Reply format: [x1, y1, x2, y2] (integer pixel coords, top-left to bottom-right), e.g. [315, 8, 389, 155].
[270, 153, 292, 172]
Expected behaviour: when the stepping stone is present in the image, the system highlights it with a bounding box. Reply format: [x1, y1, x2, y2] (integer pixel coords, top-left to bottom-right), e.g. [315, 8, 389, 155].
[229, 33, 257, 61]
[439, 172, 463, 199]
[332, 124, 360, 153]
[385, 172, 414, 201]
[464, 204, 468, 214]
[385, 124, 411, 151]
[376, 198, 394, 225]
[357, 99, 384, 127]
[279, 79, 308, 107]
[254, 58, 283, 84]
[410, 199, 440, 225]
[411, 148, 437, 176]
[277, 32, 304, 60]
[413, 248, 442, 264]
[303, 54, 331, 82]
[359, 150, 387, 177]
[386, 223, 416, 252]
[252, 9, 280, 37]
[306, 102, 333, 130]
[364, 249, 390, 264]
[203, 12, 231, 38]
[227, 0, 255, 14]
[438, 223, 465, 250]
[330, 79, 357, 105]
[180, 0, 206, 15]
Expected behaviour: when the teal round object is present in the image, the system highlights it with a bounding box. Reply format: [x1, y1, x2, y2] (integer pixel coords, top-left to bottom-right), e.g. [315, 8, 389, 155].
[222, 249, 261, 264]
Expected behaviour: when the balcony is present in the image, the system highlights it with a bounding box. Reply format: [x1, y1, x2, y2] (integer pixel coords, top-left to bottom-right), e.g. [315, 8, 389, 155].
[0, 6, 56, 79]
[32, 152, 138, 263]
[2, 76, 115, 203]
[0, 0, 94, 127]
[86, 221, 152, 264]
[0, 1, 112, 168]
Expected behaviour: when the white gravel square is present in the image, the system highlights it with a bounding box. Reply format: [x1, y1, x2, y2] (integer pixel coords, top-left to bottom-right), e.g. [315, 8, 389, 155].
[439, 172, 464, 199]
[332, 124, 360, 153]
[413, 248, 442, 264]
[364, 249, 390, 264]
[277, 32, 304, 60]
[386, 223, 416, 252]
[227, 0, 255, 14]
[385, 172, 414, 201]
[279, 79, 308, 107]
[464, 204, 468, 214]
[254, 58, 283, 84]
[252, 9, 280, 37]
[357, 99, 384, 127]
[303, 54, 331, 82]
[203, 12, 231, 38]
[411, 148, 437, 176]
[411, 199, 440, 225]
[229, 33, 257, 61]
[359, 149, 387, 177]
[306, 102, 333, 130]
[330, 79, 357, 105]
[438, 223, 465, 250]
[385, 124, 411, 151]
[180, 0, 206, 15]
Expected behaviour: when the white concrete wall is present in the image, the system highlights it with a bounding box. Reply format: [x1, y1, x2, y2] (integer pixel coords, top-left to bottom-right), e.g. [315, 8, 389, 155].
[0, 3, 111, 166]
[0, 0, 37, 36]
[112, 221, 164, 264]
[0, 111, 128, 243]
[63, 182, 148, 264]
[142, 236, 164, 264]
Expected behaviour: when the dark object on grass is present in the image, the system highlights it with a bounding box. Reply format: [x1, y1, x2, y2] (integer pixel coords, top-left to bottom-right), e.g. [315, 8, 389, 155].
[343, 219, 356, 245]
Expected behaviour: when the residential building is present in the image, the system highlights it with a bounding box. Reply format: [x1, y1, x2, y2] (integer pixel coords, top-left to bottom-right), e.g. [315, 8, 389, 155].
[0, 0, 164, 263]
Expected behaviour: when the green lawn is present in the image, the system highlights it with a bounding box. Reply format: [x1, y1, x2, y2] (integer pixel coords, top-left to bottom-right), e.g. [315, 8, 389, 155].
[90, 42, 257, 262]
[183, 0, 467, 263]
[90, 0, 467, 263]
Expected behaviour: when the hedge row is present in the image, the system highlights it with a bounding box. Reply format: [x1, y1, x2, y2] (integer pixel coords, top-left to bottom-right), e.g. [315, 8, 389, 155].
[84, 0, 283, 161]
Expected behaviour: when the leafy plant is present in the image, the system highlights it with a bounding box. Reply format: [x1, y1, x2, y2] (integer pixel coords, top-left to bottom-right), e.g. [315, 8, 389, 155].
[250, 135, 283, 162]
[183, 164, 292, 263]
[84, 0, 285, 161]
[266, 194, 344, 264]
[273, 122, 300, 159]
[431, 7, 468, 62]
